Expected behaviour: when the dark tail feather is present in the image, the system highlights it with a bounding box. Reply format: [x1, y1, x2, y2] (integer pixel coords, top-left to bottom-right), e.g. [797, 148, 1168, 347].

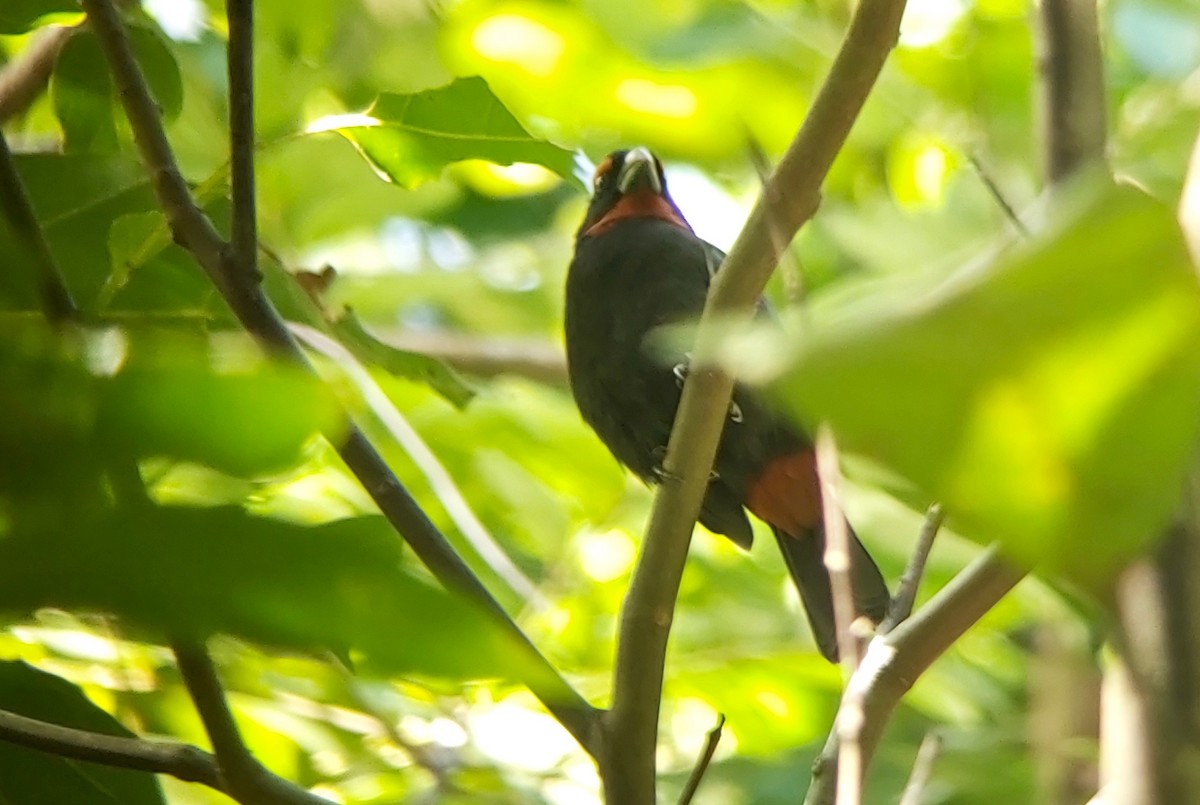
[772, 526, 890, 663]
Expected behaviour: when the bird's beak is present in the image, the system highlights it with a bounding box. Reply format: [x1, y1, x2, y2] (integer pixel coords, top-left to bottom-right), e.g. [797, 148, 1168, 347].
[617, 147, 663, 195]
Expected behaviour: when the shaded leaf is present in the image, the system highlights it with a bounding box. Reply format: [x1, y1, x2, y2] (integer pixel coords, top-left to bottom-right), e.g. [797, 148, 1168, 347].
[0, 0, 77, 34]
[51, 31, 119, 154]
[331, 76, 577, 189]
[0, 506, 540, 681]
[0, 662, 164, 805]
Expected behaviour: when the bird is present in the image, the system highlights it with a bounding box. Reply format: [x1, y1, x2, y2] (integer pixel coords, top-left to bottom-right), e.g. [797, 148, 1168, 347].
[563, 146, 890, 661]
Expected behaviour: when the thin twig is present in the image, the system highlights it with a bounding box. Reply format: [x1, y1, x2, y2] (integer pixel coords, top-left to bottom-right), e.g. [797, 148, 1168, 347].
[290, 323, 545, 608]
[0, 707, 222, 789]
[966, 154, 1029, 237]
[804, 546, 1024, 805]
[816, 425, 863, 673]
[880, 503, 944, 634]
[0, 131, 80, 324]
[898, 732, 942, 805]
[79, 0, 599, 754]
[676, 714, 726, 805]
[174, 642, 331, 804]
[601, 1, 909, 801]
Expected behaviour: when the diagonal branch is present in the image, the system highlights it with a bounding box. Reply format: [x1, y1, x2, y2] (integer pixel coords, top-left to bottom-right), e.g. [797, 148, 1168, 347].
[173, 642, 330, 804]
[0, 130, 80, 324]
[0, 706, 222, 789]
[803, 546, 1024, 805]
[79, 0, 599, 756]
[600, 2, 909, 801]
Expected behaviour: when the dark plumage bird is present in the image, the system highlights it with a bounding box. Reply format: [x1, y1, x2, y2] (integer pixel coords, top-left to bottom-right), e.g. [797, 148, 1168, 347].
[563, 147, 890, 661]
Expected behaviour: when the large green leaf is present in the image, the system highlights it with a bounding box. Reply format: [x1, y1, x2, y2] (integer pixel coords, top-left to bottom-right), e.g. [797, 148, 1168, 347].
[330, 76, 578, 189]
[771, 180, 1200, 585]
[0, 506, 540, 681]
[0, 662, 164, 805]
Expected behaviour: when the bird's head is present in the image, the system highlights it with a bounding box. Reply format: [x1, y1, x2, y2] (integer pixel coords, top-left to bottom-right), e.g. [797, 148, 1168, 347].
[576, 147, 692, 240]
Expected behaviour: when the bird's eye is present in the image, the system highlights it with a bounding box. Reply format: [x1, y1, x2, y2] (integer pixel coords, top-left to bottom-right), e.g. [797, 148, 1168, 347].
[592, 155, 614, 192]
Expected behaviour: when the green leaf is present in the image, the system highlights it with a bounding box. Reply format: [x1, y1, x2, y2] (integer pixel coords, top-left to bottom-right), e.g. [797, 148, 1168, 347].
[0, 0, 78, 34]
[128, 24, 184, 122]
[98, 344, 345, 477]
[332, 310, 476, 409]
[331, 76, 578, 189]
[0, 507, 540, 680]
[772, 180, 1200, 586]
[0, 662, 164, 805]
[0, 154, 156, 311]
[51, 31, 119, 154]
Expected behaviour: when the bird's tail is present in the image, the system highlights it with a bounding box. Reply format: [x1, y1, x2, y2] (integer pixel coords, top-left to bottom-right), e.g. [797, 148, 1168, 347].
[772, 525, 890, 662]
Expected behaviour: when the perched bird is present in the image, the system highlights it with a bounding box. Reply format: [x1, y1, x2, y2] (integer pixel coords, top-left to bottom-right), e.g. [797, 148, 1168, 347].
[564, 147, 890, 661]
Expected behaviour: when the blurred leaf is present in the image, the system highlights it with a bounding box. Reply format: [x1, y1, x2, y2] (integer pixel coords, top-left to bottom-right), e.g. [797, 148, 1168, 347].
[0, 154, 156, 311]
[127, 25, 184, 121]
[0, 0, 77, 33]
[0, 506, 541, 680]
[51, 31, 119, 154]
[0, 662, 165, 805]
[99, 349, 344, 477]
[332, 310, 476, 409]
[332, 76, 578, 189]
[772, 179, 1200, 585]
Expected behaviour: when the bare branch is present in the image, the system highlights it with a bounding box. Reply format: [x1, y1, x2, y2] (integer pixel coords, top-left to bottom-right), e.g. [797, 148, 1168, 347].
[816, 425, 864, 674]
[174, 642, 331, 804]
[378, 329, 568, 386]
[0, 25, 76, 123]
[804, 546, 1024, 805]
[78, 0, 599, 754]
[880, 503, 944, 634]
[676, 714, 725, 805]
[0, 130, 79, 324]
[1037, 0, 1107, 184]
[601, 1, 909, 801]
[0, 707, 222, 789]
[898, 732, 942, 805]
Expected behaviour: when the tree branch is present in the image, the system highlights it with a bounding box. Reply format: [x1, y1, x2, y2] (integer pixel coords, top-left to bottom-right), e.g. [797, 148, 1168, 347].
[79, 0, 599, 756]
[0, 130, 79, 324]
[600, 2, 909, 801]
[803, 546, 1024, 805]
[173, 642, 331, 804]
[0, 706, 222, 789]
[1037, 0, 1107, 184]
[0, 24, 77, 124]
[880, 503, 943, 633]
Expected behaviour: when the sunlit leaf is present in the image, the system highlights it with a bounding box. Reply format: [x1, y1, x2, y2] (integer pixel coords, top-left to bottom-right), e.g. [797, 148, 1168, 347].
[0, 662, 164, 805]
[771, 179, 1200, 585]
[332, 310, 476, 409]
[330, 76, 578, 189]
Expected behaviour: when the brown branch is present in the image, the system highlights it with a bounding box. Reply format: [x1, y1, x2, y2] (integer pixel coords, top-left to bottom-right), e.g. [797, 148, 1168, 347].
[378, 329, 568, 386]
[0, 130, 79, 324]
[600, 2, 909, 801]
[816, 426, 863, 678]
[1037, 0, 1107, 184]
[803, 546, 1024, 805]
[880, 503, 943, 633]
[898, 732, 942, 805]
[676, 714, 725, 805]
[79, 0, 599, 756]
[0, 707, 222, 789]
[0, 24, 77, 123]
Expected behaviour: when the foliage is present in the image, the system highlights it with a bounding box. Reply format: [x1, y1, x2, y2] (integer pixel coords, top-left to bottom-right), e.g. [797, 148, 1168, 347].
[0, 0, 1198, 802]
